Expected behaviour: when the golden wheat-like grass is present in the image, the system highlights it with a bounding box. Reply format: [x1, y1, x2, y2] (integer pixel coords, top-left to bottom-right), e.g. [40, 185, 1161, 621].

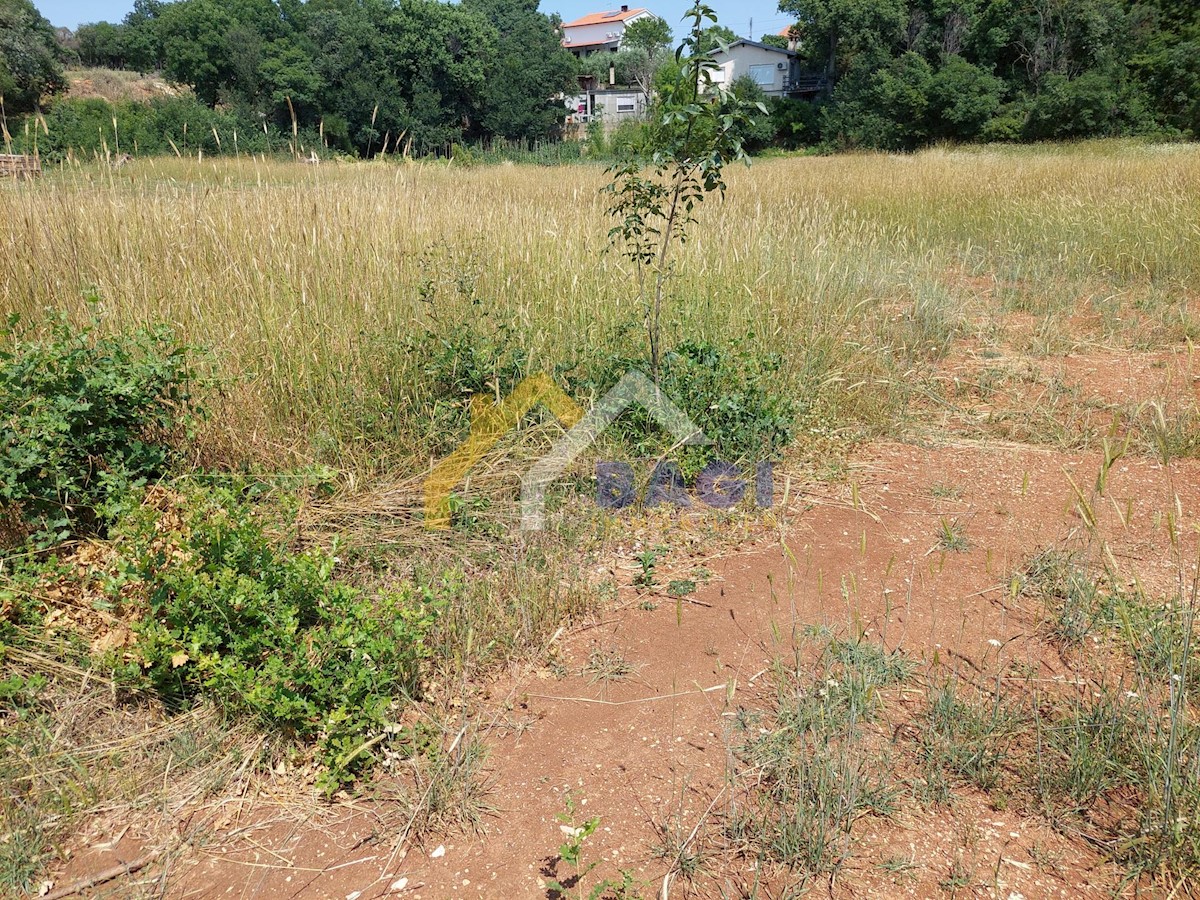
[1, 141, 1197, 474]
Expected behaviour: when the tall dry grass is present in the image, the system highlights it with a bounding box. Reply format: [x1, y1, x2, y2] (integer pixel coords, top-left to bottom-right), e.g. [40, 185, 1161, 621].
[1, 141, 1198, 475]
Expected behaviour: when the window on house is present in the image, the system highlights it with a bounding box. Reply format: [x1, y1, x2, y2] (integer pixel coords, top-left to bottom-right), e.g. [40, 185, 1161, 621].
[748, 64, 775, 86]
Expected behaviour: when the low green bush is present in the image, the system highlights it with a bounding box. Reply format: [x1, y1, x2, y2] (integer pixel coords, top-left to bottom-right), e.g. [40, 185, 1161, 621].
[659, 339, 797, 466]
[566, 336, 798, 473]
[0, 312, 199, 545]
[113, 483, 442, 792]
[12, 96, 324, 160]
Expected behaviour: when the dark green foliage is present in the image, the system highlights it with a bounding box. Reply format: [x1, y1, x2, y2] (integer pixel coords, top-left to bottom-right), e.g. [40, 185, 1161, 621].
[926, 56, 1005, 140]
[464, 0, 576, 143]
[156, 0, 237, 105]
[658, 340, 797, 465]
[33, 0, 1200, 154]
[562, 335, 798, 473]
[621, 15, 672, 54]
[823, 52, 934, 150]
[768, 96, 824, 148]
[117, 484, 442, 791]
[0, 313, 198, 545]
[418, 325, 529, 403]
[57, 0, 576, 157]
[121, 0, 167, 72]
[0, 0, 64, 112]
[726, 76, 777, 151]
[76, 21, 128, 68]
[774, 0, 1200, 149]
[404, 316, 798, 472]
[386, 0, 496, 154]
[12, 95, 319, 159]
[409, 321, 532, 452]
[784, 0, 908, 76]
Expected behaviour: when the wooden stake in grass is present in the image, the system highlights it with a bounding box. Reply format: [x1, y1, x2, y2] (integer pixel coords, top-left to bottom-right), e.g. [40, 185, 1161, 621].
[286, 95, 298, 158]
[42, 854, 156, 900]
[0, 94, 11, 152]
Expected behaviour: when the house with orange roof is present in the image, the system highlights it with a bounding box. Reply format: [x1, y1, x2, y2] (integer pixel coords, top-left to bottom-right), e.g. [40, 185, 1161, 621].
[560, 5, 660, 57]
[779, 23, 801, 51]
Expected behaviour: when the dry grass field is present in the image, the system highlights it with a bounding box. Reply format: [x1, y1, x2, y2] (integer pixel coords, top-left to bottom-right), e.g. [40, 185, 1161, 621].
[3, 143, 1197, 472]
[3, 142, 1200, 898]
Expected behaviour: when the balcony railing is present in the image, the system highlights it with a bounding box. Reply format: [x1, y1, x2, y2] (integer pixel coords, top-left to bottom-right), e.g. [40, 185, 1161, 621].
[783, 73, 830, 95]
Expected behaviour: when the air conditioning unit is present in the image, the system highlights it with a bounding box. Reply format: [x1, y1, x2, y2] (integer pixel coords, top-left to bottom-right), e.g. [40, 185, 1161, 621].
[776, 62, 786, 70]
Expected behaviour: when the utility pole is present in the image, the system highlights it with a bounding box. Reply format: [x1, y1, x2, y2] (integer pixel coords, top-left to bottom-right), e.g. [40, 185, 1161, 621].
[749, 17, 753, 39]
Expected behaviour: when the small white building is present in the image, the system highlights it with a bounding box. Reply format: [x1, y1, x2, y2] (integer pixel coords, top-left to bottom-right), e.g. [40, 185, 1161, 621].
[709, 39, 823, 98]
[566, 88, 648, 124]
[560, 6, 659, 57]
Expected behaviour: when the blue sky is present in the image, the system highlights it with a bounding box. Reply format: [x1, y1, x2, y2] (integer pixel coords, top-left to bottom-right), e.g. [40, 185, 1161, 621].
[38, 1, 793, 41]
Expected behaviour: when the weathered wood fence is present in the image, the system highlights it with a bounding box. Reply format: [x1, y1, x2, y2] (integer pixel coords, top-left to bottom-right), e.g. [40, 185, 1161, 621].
[0, 154, 41, 178]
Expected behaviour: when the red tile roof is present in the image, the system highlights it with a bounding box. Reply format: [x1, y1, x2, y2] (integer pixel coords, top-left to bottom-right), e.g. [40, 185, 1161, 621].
[562, 8, 648, 29]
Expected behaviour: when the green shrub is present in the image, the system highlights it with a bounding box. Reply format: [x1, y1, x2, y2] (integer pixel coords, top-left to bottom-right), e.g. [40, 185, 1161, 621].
[117, 484, 442, 791]
[13, 96, 321, 160]
[821, 54, 933, 151]
[564, 336, 798, 475]
[659, 340, 797, 467]
[607, 118, 651, 157]
[727, 76, 778, 152]
[769, 97, 823, 149]
[0, 313, 199, 545]
[407, 321, 533, 454]
[980, 101, 1031, 143]
[926, 57, 1005, 141]
[1025, 72, 1115, 139]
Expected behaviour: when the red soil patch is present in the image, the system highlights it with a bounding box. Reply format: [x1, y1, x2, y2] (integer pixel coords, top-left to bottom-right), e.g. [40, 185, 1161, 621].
[54, 438, 1199, 899]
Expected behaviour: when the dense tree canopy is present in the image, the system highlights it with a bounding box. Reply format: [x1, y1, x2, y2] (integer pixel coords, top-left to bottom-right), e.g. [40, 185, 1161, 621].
[622, 16, 672, 55]
[463, 0, 576, 142]
[9, 0, 1199, 154]
[779, 0, 1200, 148]
[0, 0, 63, 112]
[68, 0, 574, 154]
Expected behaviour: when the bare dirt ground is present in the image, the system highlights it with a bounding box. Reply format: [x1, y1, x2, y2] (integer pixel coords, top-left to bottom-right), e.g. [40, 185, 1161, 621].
[44, 334, 1200, 899]
[65, 69, 184, 104]
[56, 462, 1197, 896]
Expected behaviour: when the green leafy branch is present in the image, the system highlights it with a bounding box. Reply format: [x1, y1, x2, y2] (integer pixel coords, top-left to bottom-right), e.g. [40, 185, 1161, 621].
[604, 2, 765, 382]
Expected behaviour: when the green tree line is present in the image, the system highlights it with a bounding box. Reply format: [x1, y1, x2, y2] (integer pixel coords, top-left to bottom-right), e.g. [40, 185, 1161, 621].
[3, 0, 1198, 157]
[778, 0, 1199, 148]
[10, 0, 577, 155]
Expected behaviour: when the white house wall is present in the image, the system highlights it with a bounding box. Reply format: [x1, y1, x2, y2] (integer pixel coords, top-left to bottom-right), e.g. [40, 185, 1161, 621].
[711, 43, 797, 96]
[561, 11, 652, 52]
